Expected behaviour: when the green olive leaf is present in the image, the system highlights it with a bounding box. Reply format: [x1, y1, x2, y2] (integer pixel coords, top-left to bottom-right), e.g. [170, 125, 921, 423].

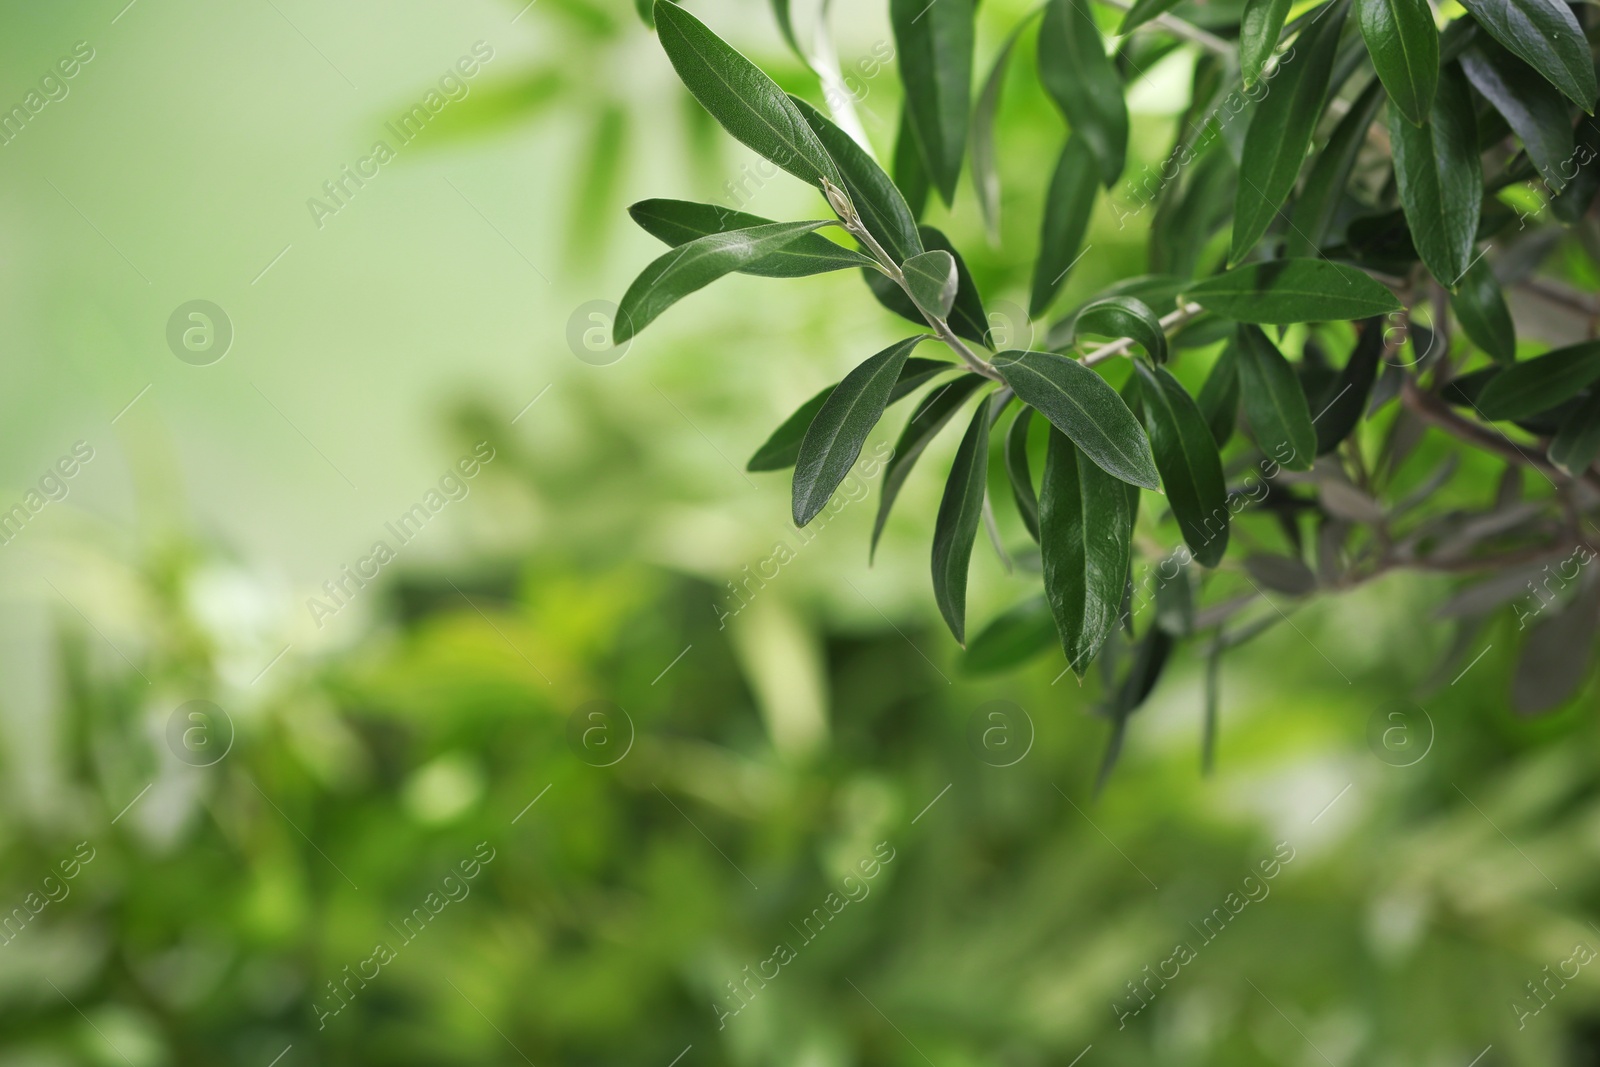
[993, 350, 1161, 489]
[628, 199, 876, 277]
[891, 0, 976, 206]
[1184, 259, 1402, 323]
[932, 395, 995, 644]
[1390, 60, 1482, 288]
[1038, 0, 1129, 186]
[1355, 0, 1439, 126]
[1455, 0, 1597, 111]
[1234, 324, 1317, 470]
[1072, 296, 1168, 363]
[1134, 362, 1230, 566]
[872, 375, 988, 559]
[1030, 137, 1100, 317]
[1476, 341, 1600, 421]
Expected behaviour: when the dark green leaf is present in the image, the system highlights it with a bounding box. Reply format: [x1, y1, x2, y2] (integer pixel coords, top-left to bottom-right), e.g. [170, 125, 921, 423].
[932, 395, 994, 644]
[793, 336, 932, 525]
[1230, 0, 1349, 263]
[992, 350, 1161, 489]
[1186, 259, 1402, 323]
[872, 375, 988, 558]
[1288, 77, 1386, 256]
[1154, 555, 1195, 636]
[1005, 406, 1041, 541]
[1198, 341, 1240, 446]
[1151, 142, 1236, 278]
[963, 596, 1057, 674]
[770, 0, 804, 59]
[1390, 61, 1482, 288]
[1030, 138, 1099, 317]
[1456, 0, 1597, 111]
[654, 2, 842, 190]
[893, 105, 931, 219]
[1235, 324, 1317, 470]
[616, 220, 835, 341]
[1135, 363, 1230, 566]
[1073, 296, 1168, 363]
[904, 250, 958, 319]
[891, 0, 976, 205]
[1049, 275, 1188, 348]
[1095, 624, 1173, 791]
[1549, 389, 1600, 477]
[1040, 427, 1135, 676]
[1119, 0, 1187, 33]
[1239, 0, 1294, 86]
[748, 388, 831, 471]
[1356, 0, 1438, 125]
[1450, 255, 1516, 364]
[1245, 554, 1318, 595]
[1476, 341, 1600, 421]
[920, 227, 990, 346]
[1460, 40, 1577, 192]
[1512, 577, 1600, 716]
[1314, 320, 1383, 453]
[1553, 113, 1600, 223]
[748, 357, 954, 471]
[790, 96, 925, 264]
[1038, 0, 1129, 186]
[629, 199, 876, 277]
[973, 13, 1039, 241]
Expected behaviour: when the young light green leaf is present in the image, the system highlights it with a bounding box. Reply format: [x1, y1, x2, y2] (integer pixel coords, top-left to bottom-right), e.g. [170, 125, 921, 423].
[654, 2, 843, 190]
[1040, 427, 1135, 676]
[1550, 390, 1600, 477]
[1005, 406, 1041, 541]
[1234, 325, 1316, 470]
[903, 251, 959, 320]
[1119, 0, 1187, 34]
[629, 199, 876, 277]
[790, 96, 925, 264]
[1185, 259, 1402, 323]
[1072, 296, 1168, 363]
[921, 227, 990, 346]
[1030, 138, 1099, 317]
[992, 350, 1161, 489]
[793, 336, 933, 525]
[932, 396, 994, 644]
[891, 0, 976, 206]
[1287, 77, 1386, 257]
[616, 220, 836, 342]
[963, 596, 1057, 674]
[973, 12, 1041, 242]
[1198, 342, 1240, 446]
[1460, 40, 1577, 192]
[872, 375, 988, 558]
[1239, 0, 1294, 86]
[1476, 341, 1600, 421]
[1450, 255, 1516, 364]
[1314, 321, 1383, 453]
[1135, 363, 1230, 565]
[1230, 0, 1348, 264]
[748, 358, 954, 471]
[1455, 0, 1597, 111]
[1390, 61, 1482, 288]
[1355, 0, 1438, 125]
[1038, 0, 1129, 186]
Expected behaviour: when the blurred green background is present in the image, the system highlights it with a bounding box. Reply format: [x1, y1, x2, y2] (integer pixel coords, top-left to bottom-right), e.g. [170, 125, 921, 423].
[3, 0, 1600, 1064]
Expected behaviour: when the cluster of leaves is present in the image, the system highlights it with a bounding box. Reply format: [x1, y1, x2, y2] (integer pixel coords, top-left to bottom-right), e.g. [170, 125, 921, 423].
[617, 0, 1600, 770]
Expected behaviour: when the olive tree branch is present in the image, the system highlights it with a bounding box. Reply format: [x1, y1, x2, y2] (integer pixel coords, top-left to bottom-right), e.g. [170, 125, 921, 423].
[1094, 0, 1232, 55]
[1081, 302, 1206, 367]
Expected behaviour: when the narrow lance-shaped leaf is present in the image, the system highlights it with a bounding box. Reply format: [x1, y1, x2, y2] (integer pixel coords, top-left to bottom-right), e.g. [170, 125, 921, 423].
[793, 336, 932, 525]
[1040, 427, 1134, 676]
[1030, 137, 1099, 317]
[1390, 60, 1481, 288]
[1314, 320, 1384, 454]
[920, 227, 989, 345]
[1238, 0, 1293, 86]
[1288, 77, 1385, 256]
[1135, 362, 1230, 566]
[1073, 296, 1168, 363]
[1455, 0, 1597, 111]
[1038, 0, 1129, 186]
[629, 199, 876, 277]
[654, 2, 843, 190]
[1460, 40, 1577, 192]
[932, 395, 994, 644]
[963, 596, 1057, 674]
[748, 358, 954, 471]
[1198, 342, 1240, 446]
[770, 0, 805, 59]
[903, 251, 958, 320]
[1006, 406, 1040, 541]
[993, 350, 1161, 489]
[1119, 0, 1187, 35]
[872, 375, 987, 558]
[972, 12, 1041, 242]
[1235, 325, 1316, 470]
[891, 0, 976, 206]
[1549, 389, 1600, 478]
[1230, 0, 1349, 264]
[1477, 341, 1600, 421]
[893, 105, 931, 219]
[1450, 255, 1516, 365]
[1185, 259, 1402, 324]
[790, 96, 924, 264]
[616, 221, 836, 342]
[1355, 0, 1438, 125]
